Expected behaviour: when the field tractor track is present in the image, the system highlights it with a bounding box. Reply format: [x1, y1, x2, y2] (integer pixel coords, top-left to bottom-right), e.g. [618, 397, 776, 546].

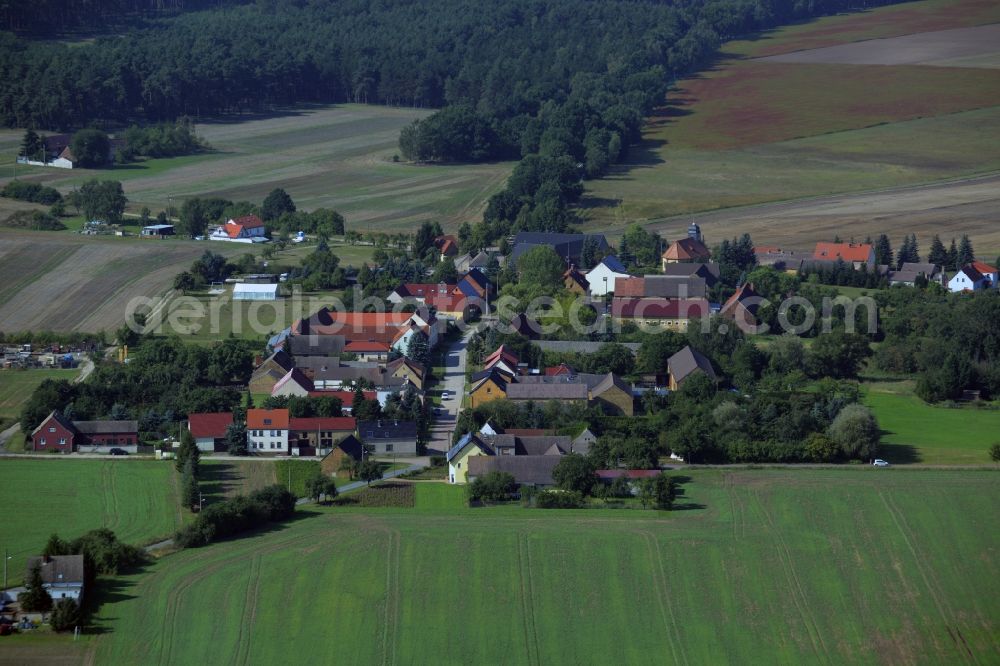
[752, 490, 831, 662]
[516, 533, 541, 666]
[232, 553, 263, 666]
[379, 528, 401, 666]
[879, 491, 979, 664]
[640, 532, 687, 666]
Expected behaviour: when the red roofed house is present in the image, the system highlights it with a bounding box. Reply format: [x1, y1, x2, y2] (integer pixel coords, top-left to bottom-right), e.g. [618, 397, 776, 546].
[812, 242, 875, 270]
[434, 235, 459, 261]
[210, 214, 268, 243]
[720, 283, 761, 333]
[387, 282, 455, 304]
[188, 412, 234, 452]
[972, 261, 998, 289]
[545, 363, 575, 377]
[484, 345, 519, 375]
[343, 340, 392, 361]
[247, 408, 290, 454]
[611, 298, 711, 331]
[288, 416, 357, 456]
[661, 237, 711, 266]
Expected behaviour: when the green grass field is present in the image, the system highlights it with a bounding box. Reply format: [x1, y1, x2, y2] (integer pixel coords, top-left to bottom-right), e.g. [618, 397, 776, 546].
[0, 459, 183, 586]
[0, 368, 79, 432]
[865, 385, 1000, 464]
[42, 470, 992, 664]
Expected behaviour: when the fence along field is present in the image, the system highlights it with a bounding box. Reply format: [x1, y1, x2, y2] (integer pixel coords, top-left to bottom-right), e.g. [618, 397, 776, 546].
[579, 0, 1000, 247]
[77, 470, 1000, 665]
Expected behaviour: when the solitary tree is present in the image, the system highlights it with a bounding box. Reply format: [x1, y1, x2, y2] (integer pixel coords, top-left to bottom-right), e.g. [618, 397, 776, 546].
[306, 473, 338, 504]
[70, 128, 111, 168]
[175, 428, 200, 473]
[18, 563, 53, 612]
[181, 457, 200, 510]
[225, 422, 248, 456]
[989, 443, 1000, 463]
[358, 459, 383, 486]
[78, 179, 127, 224]
[827, 404, 880, 461]
[552, 454, 596, 495]
[20, 129, 43, 159]
[261, 188, 295, 222]
[49, 598, 81, 632]
[957, 234, 975, 267]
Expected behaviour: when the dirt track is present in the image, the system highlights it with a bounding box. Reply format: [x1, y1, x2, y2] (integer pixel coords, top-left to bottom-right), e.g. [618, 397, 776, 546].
[647, 171, 1000, 252]
[759, 24, 1000, 68]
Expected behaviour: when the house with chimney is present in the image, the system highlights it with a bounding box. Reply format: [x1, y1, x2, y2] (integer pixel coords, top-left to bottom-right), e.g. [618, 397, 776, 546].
[24, 555, 85, 604]
[246, 408, 290, 454]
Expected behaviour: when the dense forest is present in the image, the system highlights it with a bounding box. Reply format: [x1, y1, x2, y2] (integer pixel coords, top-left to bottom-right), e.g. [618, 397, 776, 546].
[0, 0, 251, 33]
[1, 0, 905, 243]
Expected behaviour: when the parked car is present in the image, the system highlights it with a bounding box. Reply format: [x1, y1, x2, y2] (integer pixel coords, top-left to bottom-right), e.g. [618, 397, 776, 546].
[440, 391, 451, 399]
[873, 459, 890, 467]
[109, 448, 128, 456]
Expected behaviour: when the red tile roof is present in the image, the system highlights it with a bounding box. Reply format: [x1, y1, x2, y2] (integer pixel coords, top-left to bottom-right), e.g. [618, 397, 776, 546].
[344, 341, 391, 353]
[247, 408, 289, 430]
[611, 298, 710, 319]
[545, 364, 575, 376]
[721, 283, 760, 316]
[813, 242, 873, 263]
[972, 261, 997, 274]
[425, 291, 474, 312]
[188, 412, 233, 439]
[663, 237, 710, 261]
[231, 214, 264, 228]
[614, 277, 645, 297]
[288, 417, 357, 431]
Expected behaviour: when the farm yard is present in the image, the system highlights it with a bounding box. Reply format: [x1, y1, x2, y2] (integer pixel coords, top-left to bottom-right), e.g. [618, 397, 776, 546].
[0, 104, 512, 233]
[580, 0, 1000, 249]
[1, 470, 986, 665]
[0, 459, 183, 587]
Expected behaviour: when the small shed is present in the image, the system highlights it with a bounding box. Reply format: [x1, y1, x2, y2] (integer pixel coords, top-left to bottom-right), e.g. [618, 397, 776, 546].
[233, 283, 279, 301]
[141, 224, 175, 238]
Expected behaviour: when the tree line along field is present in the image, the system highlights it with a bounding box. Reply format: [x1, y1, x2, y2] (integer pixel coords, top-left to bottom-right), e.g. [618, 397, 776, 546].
[580, 0, 1000, 248]
[0, 459, 183, 588]
[9, 470, 983, 665]
[0, 104, 513, 234]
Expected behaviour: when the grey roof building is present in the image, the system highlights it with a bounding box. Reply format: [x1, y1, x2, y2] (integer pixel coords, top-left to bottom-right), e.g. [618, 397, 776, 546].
[667, 346, 717, 388]
[510, 232, 610, 266]
[467, 455, 562, 487]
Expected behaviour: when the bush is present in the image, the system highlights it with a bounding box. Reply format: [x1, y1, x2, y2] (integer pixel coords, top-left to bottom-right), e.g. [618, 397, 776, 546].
[49, 598, 81, 632]
[552, 454, 596, 495]
[468, 471, 517, 503]
[429, 455, 446, 467]
[535, 490, 584, 509]
[1, 210, 66, 230]
[72, 528, 145, 575]
[990, 443, 1000, 463]
[174, 485, 296, 548]
[1, 180, 62, 205]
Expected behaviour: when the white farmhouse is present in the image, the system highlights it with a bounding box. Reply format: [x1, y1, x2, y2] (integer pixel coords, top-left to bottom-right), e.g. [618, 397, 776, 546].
[948, 265, 989, 293]
[585, 255, 633, 296]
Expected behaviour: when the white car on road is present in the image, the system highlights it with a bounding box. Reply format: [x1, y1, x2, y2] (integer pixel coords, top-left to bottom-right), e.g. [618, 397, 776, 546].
[872, 459, 890, 467]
